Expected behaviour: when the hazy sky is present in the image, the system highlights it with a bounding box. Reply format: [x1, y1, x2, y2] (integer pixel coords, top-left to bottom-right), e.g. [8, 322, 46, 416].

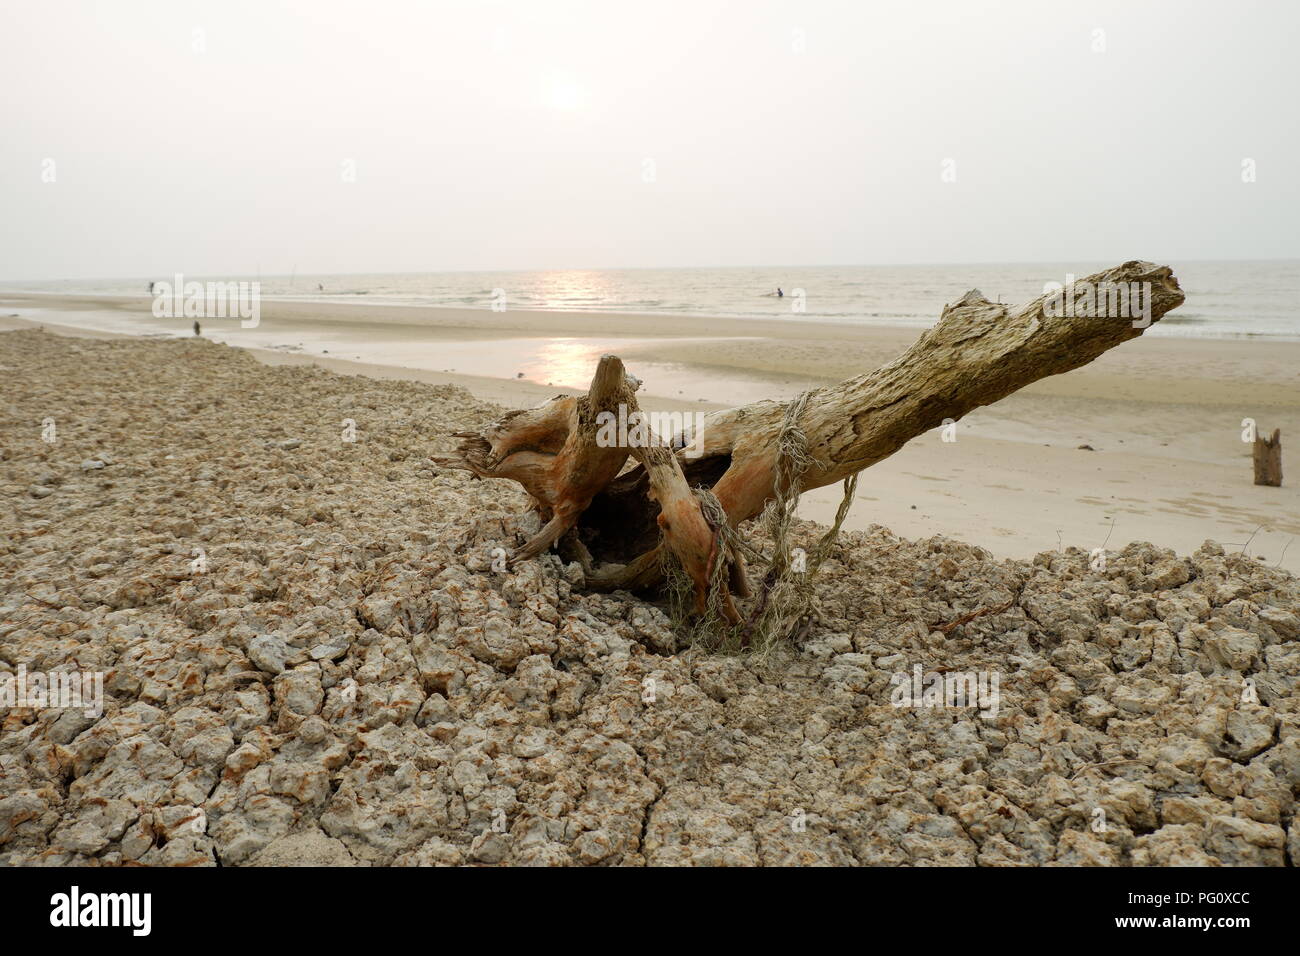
[3, 0, 1297, 279]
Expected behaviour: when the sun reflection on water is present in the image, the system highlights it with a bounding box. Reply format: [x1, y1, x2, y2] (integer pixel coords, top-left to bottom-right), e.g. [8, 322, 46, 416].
[522, 338, 608, 389]
[533, 271, 614, 311]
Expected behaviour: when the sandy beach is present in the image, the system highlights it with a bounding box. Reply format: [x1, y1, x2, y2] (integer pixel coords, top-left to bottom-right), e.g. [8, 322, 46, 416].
[4, 291, 1298, 573]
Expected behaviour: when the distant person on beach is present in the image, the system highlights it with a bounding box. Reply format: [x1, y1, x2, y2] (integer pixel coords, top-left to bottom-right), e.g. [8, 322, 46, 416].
[777, 287, 784, 298]
[148, 281, 156, 294]
[193, 321, 201, 336]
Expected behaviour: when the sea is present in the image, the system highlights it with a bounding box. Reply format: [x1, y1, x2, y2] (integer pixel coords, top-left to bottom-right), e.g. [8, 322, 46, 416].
[4, 260, 1300, 340]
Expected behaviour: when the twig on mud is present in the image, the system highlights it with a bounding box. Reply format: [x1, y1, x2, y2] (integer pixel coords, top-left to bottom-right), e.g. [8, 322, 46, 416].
[936, 582, 1025, 635]
[1069, 758, 1149, 780]
[937, 596, 1015, 635]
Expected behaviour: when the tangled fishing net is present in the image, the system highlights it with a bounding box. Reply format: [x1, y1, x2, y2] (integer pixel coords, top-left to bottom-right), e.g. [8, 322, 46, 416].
[665, 390, 859, 653]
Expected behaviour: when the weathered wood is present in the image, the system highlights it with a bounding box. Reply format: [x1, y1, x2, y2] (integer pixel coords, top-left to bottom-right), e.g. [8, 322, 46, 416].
[434, 353, 634, 561]
[580, 261, 1185, 582]
[436, 354, 729, 612]
[442, 260, 1187, 613]
[1253, 428, 1283, 486]
[631, 260, 1185, 518]
[624, 417, 737, 622]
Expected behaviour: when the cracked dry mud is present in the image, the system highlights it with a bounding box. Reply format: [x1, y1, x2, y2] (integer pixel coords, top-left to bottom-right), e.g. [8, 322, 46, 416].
[2, 330, 1298, 866]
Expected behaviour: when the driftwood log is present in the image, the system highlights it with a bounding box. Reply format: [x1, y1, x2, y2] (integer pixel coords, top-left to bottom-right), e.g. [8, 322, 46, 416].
[1253, 428, 1282, 487]
[436, 261, 1186, 619]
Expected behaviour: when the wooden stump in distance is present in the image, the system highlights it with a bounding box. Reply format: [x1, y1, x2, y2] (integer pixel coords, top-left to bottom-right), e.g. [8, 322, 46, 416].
[1253, 428, 1283, 486]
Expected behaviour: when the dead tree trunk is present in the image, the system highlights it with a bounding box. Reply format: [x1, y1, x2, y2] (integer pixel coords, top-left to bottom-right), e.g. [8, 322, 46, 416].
[439, 354, 635, 562]
[1253, 428, 1283, 486]
[436, 261, 1186, 616]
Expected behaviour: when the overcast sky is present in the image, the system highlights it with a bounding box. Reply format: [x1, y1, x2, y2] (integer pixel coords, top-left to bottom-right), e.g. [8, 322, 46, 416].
[3, 0, 1296, 279]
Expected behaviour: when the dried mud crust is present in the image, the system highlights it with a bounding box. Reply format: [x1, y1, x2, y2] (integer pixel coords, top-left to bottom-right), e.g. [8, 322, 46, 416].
[0, 330, 1297, 866]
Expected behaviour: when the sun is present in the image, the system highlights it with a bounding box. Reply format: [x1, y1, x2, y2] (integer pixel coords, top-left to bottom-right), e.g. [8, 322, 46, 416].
[543, 76, 584, 111]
